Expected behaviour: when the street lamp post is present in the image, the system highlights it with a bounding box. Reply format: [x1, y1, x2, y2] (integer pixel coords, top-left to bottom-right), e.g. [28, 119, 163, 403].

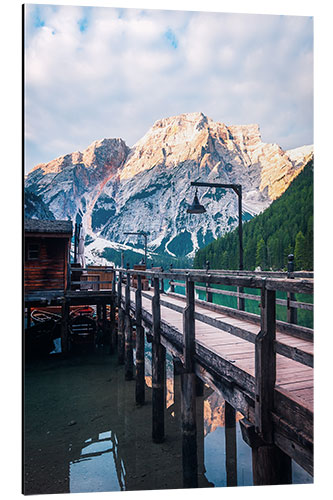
[124, 231, 149, 265]
[187, 177, 244, 310]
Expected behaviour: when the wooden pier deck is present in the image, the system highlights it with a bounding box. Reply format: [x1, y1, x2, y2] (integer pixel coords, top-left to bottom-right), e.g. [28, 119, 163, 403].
[115, 268, 314, 482]
[128, 288, 313, 411]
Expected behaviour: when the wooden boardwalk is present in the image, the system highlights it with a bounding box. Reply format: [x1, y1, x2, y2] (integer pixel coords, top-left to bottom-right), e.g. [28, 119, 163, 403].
[51, 265, 313, 486]
[114, 268, 314, 483]
[133, 288, 313, 411]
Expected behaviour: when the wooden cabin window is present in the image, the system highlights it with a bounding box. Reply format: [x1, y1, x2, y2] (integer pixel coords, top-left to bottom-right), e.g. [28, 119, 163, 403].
[28, 243, 40, 260]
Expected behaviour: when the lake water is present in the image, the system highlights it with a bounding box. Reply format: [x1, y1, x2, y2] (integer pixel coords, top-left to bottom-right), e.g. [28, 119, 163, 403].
[24, 339, 312, 494]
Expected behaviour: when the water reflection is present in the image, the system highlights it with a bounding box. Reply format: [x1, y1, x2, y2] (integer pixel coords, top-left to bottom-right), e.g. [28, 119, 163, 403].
[25, 344, 312, 494]
[70, 430, 125, 492]
[67, 346, 312, 492]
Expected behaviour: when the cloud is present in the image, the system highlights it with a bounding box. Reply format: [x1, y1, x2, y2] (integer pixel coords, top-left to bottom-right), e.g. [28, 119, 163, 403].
[24, 5, 313, 173]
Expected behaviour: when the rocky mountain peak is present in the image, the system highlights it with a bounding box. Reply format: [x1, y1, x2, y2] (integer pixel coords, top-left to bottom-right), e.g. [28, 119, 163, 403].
[25, 112, 313, 265]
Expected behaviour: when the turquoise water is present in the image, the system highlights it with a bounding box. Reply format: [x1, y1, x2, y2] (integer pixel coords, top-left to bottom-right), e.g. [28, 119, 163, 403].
[165, 280, 313, 329]
[24, 328, 312, 494]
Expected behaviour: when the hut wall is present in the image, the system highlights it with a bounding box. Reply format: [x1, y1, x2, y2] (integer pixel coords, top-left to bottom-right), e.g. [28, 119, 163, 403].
[25, 236, 70, 292]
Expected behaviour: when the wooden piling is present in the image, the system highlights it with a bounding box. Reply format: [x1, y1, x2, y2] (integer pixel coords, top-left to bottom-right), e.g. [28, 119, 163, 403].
[124, 272, 133, 380]
[252, 444, 292, 485]
[61, 297, 70, 355]
[181, 276, 198, 488]
[195, 376, 204, 397]
[287, 292, 298, 324]
[152, 276, 165, 443]
[135, 275, 145, 405]
[110, 273, 117, 352]
[224, 401, 237, 487]
[172, 357, 182, 422]
[109, 297, 116, 354]
[26, 307, 31, 329]
[117, 308, 125, 365]
[181, 371, 198, 488]
[117, 271, 125, 364]
[255, 281, 276, 442]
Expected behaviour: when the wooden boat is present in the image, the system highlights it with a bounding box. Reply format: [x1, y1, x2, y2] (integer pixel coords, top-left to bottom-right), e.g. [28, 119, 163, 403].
[30, 309, 61, 323]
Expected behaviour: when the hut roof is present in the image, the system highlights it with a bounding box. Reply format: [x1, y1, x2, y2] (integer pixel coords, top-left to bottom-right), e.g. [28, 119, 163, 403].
[24, 219, 73, 235]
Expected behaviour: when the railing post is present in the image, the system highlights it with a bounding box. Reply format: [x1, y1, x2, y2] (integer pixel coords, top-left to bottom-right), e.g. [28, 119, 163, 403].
[124, 271, 133, 380]
[287, 254, 297, 324]
[152, 275, 165, 443]
[252, 281, 292, 484]
[181, 275, 198, 488]
[255, 279, 276, 443]
[117, 271, 125, 365]
[109, 272, 117, 354]
[205, 261, 212, 302]
[135, 274, 145, 405]
[159, 267, 164, 294]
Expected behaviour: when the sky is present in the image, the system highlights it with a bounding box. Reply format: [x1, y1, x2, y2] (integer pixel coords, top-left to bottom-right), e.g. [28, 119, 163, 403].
[24, 1, 313, 174]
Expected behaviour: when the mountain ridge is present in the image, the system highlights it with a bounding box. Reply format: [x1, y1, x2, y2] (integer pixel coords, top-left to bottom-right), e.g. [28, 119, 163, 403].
[25, 112, 313, 265]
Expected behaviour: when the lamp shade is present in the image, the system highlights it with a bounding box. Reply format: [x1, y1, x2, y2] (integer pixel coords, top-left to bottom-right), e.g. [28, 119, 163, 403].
[187, 189, 206, 214]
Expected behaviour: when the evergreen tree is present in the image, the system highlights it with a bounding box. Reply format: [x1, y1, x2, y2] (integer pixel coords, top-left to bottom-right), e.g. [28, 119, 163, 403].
[194, 159, 313, 271]
[255, 237, 266, 269]
[294, 231, 307, 270]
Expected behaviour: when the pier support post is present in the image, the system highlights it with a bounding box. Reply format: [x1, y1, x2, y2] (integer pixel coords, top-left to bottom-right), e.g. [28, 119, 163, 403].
[152, 276, 165, 443]
[61, 297, 70, 355]
[135, 274, 145, 405]
[196, 380, 206, 480]
[110, 273, 117, 352]
[255, 281, 276, 442]
[246, 281, 292, 485]
[181, 276, 198, 488]
[124, 272, 133, 380]
[172, 357, 182, 422]
[195, 376, 204, 397]
[240, 418, 292, 485]
[117, 308, 125, 364]
[117, 271, 125, 364]
[26, 307, 31, 329]
[224, 401, 238, 487]
[252, 444, 292, 485]
[109, 274, 117, 354]
[102, 304, 107, 341]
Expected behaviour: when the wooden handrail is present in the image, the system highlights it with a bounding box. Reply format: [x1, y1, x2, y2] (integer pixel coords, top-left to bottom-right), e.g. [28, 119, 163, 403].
[168, 281, 313, 311]
[116, 267, 313, 295]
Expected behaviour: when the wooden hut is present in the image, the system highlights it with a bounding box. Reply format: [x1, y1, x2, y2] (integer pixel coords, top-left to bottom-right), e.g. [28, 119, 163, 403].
[24, 219, 73, 294]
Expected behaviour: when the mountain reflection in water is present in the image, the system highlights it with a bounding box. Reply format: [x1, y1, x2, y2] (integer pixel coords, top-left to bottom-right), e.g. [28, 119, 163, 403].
[24, 345, 312, 494]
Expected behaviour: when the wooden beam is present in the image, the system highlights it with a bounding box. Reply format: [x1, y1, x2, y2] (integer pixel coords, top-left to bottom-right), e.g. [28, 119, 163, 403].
[117, 308, 125, 365]
[181, 371, 198, 488]
[135, 275, 145, 406]
[124, 273, 133, 380]
[152, 277, 165, 443]
[183, 277, 195, 372]
[225, 401, 238, 486]
[60, 298, 70, 355]
[255, 285, 276, 443]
